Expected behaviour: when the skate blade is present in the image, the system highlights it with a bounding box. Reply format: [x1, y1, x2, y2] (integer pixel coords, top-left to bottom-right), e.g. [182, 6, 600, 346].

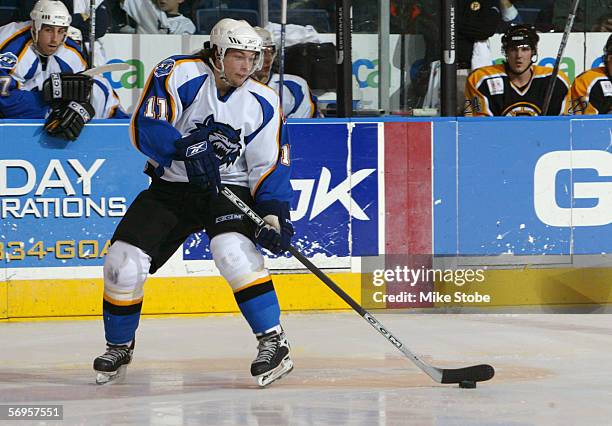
[256, 357, 294, 387]
[95, 365, 127, 385]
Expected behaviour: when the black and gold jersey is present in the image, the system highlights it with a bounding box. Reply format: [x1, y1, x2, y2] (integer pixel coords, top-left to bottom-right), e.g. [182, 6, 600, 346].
[464, 64, 570, 116]
[570, 67, 612, 115]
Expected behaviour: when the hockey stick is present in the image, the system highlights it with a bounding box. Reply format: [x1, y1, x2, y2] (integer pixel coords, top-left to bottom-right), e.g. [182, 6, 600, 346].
[278, 0, 287, 110]
[88, 0, 96, 68]
[542, 0, 580, 115]
[221, 186, 495, 386]
[80, 62, 130, 77]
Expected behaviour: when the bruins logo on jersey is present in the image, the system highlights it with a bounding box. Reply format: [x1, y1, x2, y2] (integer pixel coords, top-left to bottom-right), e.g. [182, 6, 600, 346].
[190, 114, 242, 168]
[501, 102, 542, 116]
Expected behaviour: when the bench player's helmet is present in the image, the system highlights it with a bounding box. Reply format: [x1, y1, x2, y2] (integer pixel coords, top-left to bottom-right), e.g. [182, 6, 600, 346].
[502, 24, 539, 63]
[209, 18, 263, 83]
[253, 26, 276, 50]
[30, 0, 72, 46]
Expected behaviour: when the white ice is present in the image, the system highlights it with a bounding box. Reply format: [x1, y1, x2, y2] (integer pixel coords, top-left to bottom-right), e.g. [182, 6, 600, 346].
[1, 312, 611, 425]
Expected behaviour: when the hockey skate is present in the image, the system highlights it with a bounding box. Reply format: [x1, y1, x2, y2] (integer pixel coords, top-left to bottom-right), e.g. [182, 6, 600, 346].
[251, 329, 294, 387]
[93, 341, 134, 385]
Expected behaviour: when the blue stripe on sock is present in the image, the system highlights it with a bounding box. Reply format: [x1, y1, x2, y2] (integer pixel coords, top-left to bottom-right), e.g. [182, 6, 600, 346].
[237, 290, 280, 334]
[103, 309, 141, 345]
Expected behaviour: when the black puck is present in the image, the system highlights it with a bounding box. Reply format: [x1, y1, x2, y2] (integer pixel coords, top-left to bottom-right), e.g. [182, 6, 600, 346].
[459, 380, 476, 389]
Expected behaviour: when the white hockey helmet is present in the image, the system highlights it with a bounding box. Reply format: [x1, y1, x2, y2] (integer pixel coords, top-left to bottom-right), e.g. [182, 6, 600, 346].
[209, 18, 263, 78]
[67, 26, 82, 44]
[30, 0, 71, 45]
[253, 26, 276, 49]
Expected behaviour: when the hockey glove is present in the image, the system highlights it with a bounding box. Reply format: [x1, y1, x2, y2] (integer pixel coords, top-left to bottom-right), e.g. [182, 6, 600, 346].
[42, 73, 93, 105]
[44, 101, 95, 141]
[174, 130, 222, 194]
[254, 200, 294, 255]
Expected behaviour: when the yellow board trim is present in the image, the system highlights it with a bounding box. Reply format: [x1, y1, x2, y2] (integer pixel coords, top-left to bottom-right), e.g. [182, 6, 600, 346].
[5, 267, 612, 320]
[5, 273, 361, 319]
[433, 268, 612, 307]
[0, 280, 7, 319]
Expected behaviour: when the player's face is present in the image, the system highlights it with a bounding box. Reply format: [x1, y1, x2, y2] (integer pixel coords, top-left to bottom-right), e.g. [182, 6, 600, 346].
[36, 25, 67, 56]
[607, 54, 612, 76]
[222, 49, 259, 86]
[260, 46, 277, 74]
[506, 46, 533, 75]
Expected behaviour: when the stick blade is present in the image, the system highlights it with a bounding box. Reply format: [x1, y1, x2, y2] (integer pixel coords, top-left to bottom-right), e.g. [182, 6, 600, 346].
[440, 364, 495, 384]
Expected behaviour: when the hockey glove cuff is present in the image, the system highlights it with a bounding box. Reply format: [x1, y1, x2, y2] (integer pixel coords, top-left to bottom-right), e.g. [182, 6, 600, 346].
[43, 73, 93, 105]
[44, 101, 95, 141]
[254, 200, 294, 254]
[174, 131, 222, 195]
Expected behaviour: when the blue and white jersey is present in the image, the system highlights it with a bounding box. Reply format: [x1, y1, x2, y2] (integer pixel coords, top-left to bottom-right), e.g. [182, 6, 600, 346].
[0, 21, 87, 118]
[0, 21, 126, 119]
[92, 75, 129, 119]
[268, 73, 320, 119]
[130, 55, 292, 204]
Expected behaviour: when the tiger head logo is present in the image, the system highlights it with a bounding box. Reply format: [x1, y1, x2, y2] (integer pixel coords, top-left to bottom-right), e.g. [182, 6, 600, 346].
[190, 115, 242, 167]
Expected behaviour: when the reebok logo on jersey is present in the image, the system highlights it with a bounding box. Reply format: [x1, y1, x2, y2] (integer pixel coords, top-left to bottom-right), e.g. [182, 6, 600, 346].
[0, 52, 17, 70]
[186, 141, 208, 157]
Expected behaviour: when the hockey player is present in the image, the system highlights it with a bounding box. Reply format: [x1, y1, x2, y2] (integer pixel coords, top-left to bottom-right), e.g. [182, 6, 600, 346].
[570, 35, 612, 115]
[464, 25, 571, 116]
[0, 0, 122, 139]
[93, 18, 294, 387]
[0, 0, 94, 139]
[252, 27, 320, 119]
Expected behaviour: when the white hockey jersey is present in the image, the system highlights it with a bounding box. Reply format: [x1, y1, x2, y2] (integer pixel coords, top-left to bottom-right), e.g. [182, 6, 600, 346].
[130, 55, 292, 203]
[92, 75, 128, 119]
[122, 0, 196, 35]
[0, 21, 126, 119]
[267, 73, 320, 118]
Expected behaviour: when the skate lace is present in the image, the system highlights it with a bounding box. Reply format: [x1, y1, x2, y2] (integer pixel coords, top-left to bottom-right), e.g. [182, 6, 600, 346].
[99, 345, 130, 364]
[255, 336, 279, 364]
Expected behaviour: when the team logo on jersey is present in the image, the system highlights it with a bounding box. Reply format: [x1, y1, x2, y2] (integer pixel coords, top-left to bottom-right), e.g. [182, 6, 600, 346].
[189, 114, 242, 167]
[154, 58, 175, 77]
[0, 52, 17, 70]
[501, 102, 541, 116]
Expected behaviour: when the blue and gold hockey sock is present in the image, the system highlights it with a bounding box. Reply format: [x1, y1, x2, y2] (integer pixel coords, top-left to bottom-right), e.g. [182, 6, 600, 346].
[102, 299, 142, 345]
[234, 278, 281, 335]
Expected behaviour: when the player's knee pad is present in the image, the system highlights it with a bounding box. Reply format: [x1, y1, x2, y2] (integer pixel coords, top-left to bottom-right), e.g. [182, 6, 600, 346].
[103, 240, 151, 305]
[210, 232, 269, 291]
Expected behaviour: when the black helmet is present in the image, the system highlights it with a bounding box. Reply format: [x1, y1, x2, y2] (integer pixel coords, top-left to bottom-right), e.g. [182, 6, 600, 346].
[605, 34, 612, 57]
[502, 25, 539, 52]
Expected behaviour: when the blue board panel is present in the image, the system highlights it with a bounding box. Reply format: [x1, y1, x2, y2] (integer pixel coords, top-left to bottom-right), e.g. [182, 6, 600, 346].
[433, 119, 458, 256]
[457, 117, 571, 256]
[0, 120, 147, 267]
[350, 123, 379, 257]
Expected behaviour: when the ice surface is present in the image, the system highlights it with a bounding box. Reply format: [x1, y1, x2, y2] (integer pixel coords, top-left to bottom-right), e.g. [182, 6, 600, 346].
[0, 312, 611, 425]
